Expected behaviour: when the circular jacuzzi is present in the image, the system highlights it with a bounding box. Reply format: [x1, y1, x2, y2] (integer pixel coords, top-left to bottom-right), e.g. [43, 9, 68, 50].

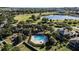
[30, 34, 48, 46]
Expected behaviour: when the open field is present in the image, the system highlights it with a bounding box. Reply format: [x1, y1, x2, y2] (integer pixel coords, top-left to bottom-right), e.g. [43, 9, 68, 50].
[14, 12, 56, 22]
[14, 14, 30, 21]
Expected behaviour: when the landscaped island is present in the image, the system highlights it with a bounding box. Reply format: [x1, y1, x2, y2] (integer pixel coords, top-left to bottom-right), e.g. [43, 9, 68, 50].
[0, 7, 79, 51]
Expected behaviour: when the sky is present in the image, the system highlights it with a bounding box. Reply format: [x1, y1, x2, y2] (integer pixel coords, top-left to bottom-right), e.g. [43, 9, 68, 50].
[0, 0, 79, 7]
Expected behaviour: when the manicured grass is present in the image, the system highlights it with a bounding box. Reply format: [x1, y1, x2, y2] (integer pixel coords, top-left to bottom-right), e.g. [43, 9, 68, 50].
[14, 13, 40, 24]
[14, 14, 31, 22]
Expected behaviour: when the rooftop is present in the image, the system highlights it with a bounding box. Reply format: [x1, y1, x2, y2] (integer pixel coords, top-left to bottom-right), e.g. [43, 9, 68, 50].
[70, 37, 79, 41]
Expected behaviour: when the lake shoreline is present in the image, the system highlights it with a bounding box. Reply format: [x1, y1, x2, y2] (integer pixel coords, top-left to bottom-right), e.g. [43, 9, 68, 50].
[42, 14, 79, 20]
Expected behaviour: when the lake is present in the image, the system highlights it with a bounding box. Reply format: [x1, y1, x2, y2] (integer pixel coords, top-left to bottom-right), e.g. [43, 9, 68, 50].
[43, 15, 79, 20]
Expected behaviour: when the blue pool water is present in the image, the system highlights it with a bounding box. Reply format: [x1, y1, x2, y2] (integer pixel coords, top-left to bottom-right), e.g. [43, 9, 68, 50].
[34, 34, 48, 43]
[43, 15, 79, 20]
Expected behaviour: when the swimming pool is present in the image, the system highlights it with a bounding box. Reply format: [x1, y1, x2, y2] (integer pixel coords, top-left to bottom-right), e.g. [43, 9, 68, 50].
[34, 35, 48, 42]
[31, 34, 48, 44]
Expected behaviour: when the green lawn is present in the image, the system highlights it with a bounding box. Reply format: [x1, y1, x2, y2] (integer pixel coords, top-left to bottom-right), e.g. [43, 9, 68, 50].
[14, 14, 31, 22]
